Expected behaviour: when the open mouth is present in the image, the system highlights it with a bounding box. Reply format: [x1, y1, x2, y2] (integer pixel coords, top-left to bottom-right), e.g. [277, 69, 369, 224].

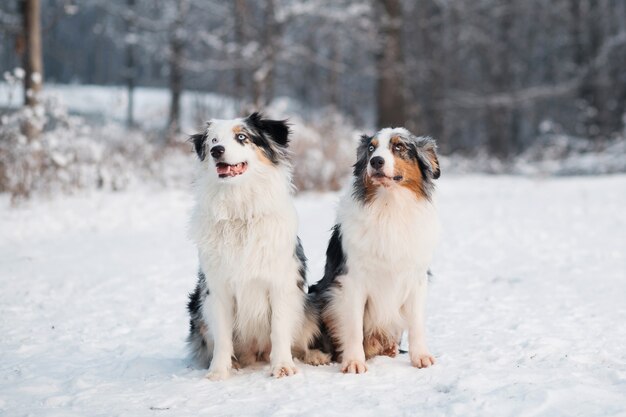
[216, 162, 248, 178]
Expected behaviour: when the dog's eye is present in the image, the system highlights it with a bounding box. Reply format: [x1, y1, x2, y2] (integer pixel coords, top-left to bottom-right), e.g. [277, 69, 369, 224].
[236, 133, 247, 142]
[368, 145, 375, 153]
[394, 144, 404, 152]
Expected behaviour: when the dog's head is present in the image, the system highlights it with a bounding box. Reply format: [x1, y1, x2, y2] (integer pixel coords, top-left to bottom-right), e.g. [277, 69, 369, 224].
[190, 112, 290, 181]
[353, 127, 440, 203]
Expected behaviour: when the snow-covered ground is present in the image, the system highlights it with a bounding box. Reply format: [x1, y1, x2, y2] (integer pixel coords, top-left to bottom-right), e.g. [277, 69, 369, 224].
[1, 175, 625, 416]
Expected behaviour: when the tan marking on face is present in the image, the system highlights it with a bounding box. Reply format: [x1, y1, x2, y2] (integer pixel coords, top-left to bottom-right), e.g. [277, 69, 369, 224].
[393, 154, 427, 200]
[253, 144, 273, 166]
[370, 138, 379, 148]
[232, 125, 245, 134]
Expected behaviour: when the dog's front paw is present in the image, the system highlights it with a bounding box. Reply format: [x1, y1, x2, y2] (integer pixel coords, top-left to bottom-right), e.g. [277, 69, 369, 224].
[410, 351, 436, 368]
[205, 367, 230, 381]
[271, 362, 298, 378]
[304, 349, 331, 366]
[341, 359, 368, 374]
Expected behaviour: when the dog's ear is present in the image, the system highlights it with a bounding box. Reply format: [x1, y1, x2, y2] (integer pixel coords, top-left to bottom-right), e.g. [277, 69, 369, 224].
[189, 133, 207, 161]
[247, 112, 290, 147]
[353, 134, 372, 177]
[414, 137, 440, 179]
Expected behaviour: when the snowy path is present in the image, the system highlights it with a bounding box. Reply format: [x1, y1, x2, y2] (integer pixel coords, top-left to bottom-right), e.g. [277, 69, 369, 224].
[1, 176, 625, 416]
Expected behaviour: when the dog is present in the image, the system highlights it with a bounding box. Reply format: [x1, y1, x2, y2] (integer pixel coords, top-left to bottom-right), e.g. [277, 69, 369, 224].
[309, 127, 441, 373]
[186, 112, 329, 380]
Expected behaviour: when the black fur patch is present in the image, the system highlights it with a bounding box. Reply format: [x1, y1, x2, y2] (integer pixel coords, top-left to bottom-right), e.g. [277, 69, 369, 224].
[295, 236, 307, 291]
[187, 270, 206, 332]
[351, 135, 373, 204]
[242, 112, 291, 165]
[189, 133, 207, 161]
[246, 112, 290, 147]
[308, 225, 347, 295]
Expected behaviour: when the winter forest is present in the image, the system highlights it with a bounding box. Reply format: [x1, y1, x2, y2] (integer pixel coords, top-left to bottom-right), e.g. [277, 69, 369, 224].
[1, 2, 626, 416]
[1, 0, 626, 199]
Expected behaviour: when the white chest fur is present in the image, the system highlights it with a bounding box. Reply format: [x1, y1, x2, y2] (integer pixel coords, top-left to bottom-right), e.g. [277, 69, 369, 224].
[189, 172, 299, 285]
[338, 185, 440, 277]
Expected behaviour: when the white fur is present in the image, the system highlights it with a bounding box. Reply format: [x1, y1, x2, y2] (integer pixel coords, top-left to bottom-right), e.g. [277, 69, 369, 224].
[189, 119, 307, 380]
[330, 179, 440, 372]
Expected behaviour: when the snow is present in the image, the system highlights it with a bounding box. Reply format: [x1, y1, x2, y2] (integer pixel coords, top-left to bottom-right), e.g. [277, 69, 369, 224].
[1, 175, 626, 416]
[0, 82, 238, 131]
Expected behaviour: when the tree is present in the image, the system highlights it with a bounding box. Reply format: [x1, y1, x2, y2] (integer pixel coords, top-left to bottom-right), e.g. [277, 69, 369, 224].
[20, 0, 43, 138]
[375, 0, 405, 128]
[252, 0, 280, 109]
[21, 0, 42, 108]
[166, 0, 188, 140]
[123, 0, 136, 129]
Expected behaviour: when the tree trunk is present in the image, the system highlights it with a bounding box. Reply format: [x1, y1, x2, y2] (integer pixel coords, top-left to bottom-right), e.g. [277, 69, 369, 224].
[328, 31, 340, 110]
[412, 0, 444, 139]
[486, 5, 514, 158]
[125, 0, 136, 129]
[167, 0, 187, 141]
[22, 0, 43, 107]
[375, 0, 405, 128]
[21, 0, 43, 139]
[233, 0, 247, 112]
[253, 0, 277, 109]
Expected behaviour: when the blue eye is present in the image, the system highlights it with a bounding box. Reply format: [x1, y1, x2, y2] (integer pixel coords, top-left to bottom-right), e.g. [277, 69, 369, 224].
[368, 145, 375, 152]
[236, 133, 247, 142]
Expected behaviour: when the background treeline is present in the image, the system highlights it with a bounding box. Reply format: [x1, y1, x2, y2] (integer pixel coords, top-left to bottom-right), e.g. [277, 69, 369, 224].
[2, 0, 625, 157]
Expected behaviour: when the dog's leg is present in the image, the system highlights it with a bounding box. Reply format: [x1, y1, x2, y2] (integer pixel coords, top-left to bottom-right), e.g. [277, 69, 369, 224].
[204, 285, 235, 381]
[332, 280, 368, 374]
[268, 286, 300, 378]
[405, 276, 435, 368]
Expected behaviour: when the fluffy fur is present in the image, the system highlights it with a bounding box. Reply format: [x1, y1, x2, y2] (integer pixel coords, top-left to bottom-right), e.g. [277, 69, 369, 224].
[310, 127, 441, 373]
[186, 112, 329, 380]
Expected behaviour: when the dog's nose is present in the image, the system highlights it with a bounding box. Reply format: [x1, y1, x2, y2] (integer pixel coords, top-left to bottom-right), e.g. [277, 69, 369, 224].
[210, 145, 225, 159]
[370, 156, 385, 170]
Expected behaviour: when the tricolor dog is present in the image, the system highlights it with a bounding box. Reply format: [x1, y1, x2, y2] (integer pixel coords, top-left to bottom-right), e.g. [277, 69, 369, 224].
[310, 128, 441, 373]
[186, 113, 329, 380]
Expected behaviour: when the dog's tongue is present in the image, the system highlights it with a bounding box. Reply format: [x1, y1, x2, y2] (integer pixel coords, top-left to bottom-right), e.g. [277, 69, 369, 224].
[216, 163, 232, 176]
[217, 163, 246, 177]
